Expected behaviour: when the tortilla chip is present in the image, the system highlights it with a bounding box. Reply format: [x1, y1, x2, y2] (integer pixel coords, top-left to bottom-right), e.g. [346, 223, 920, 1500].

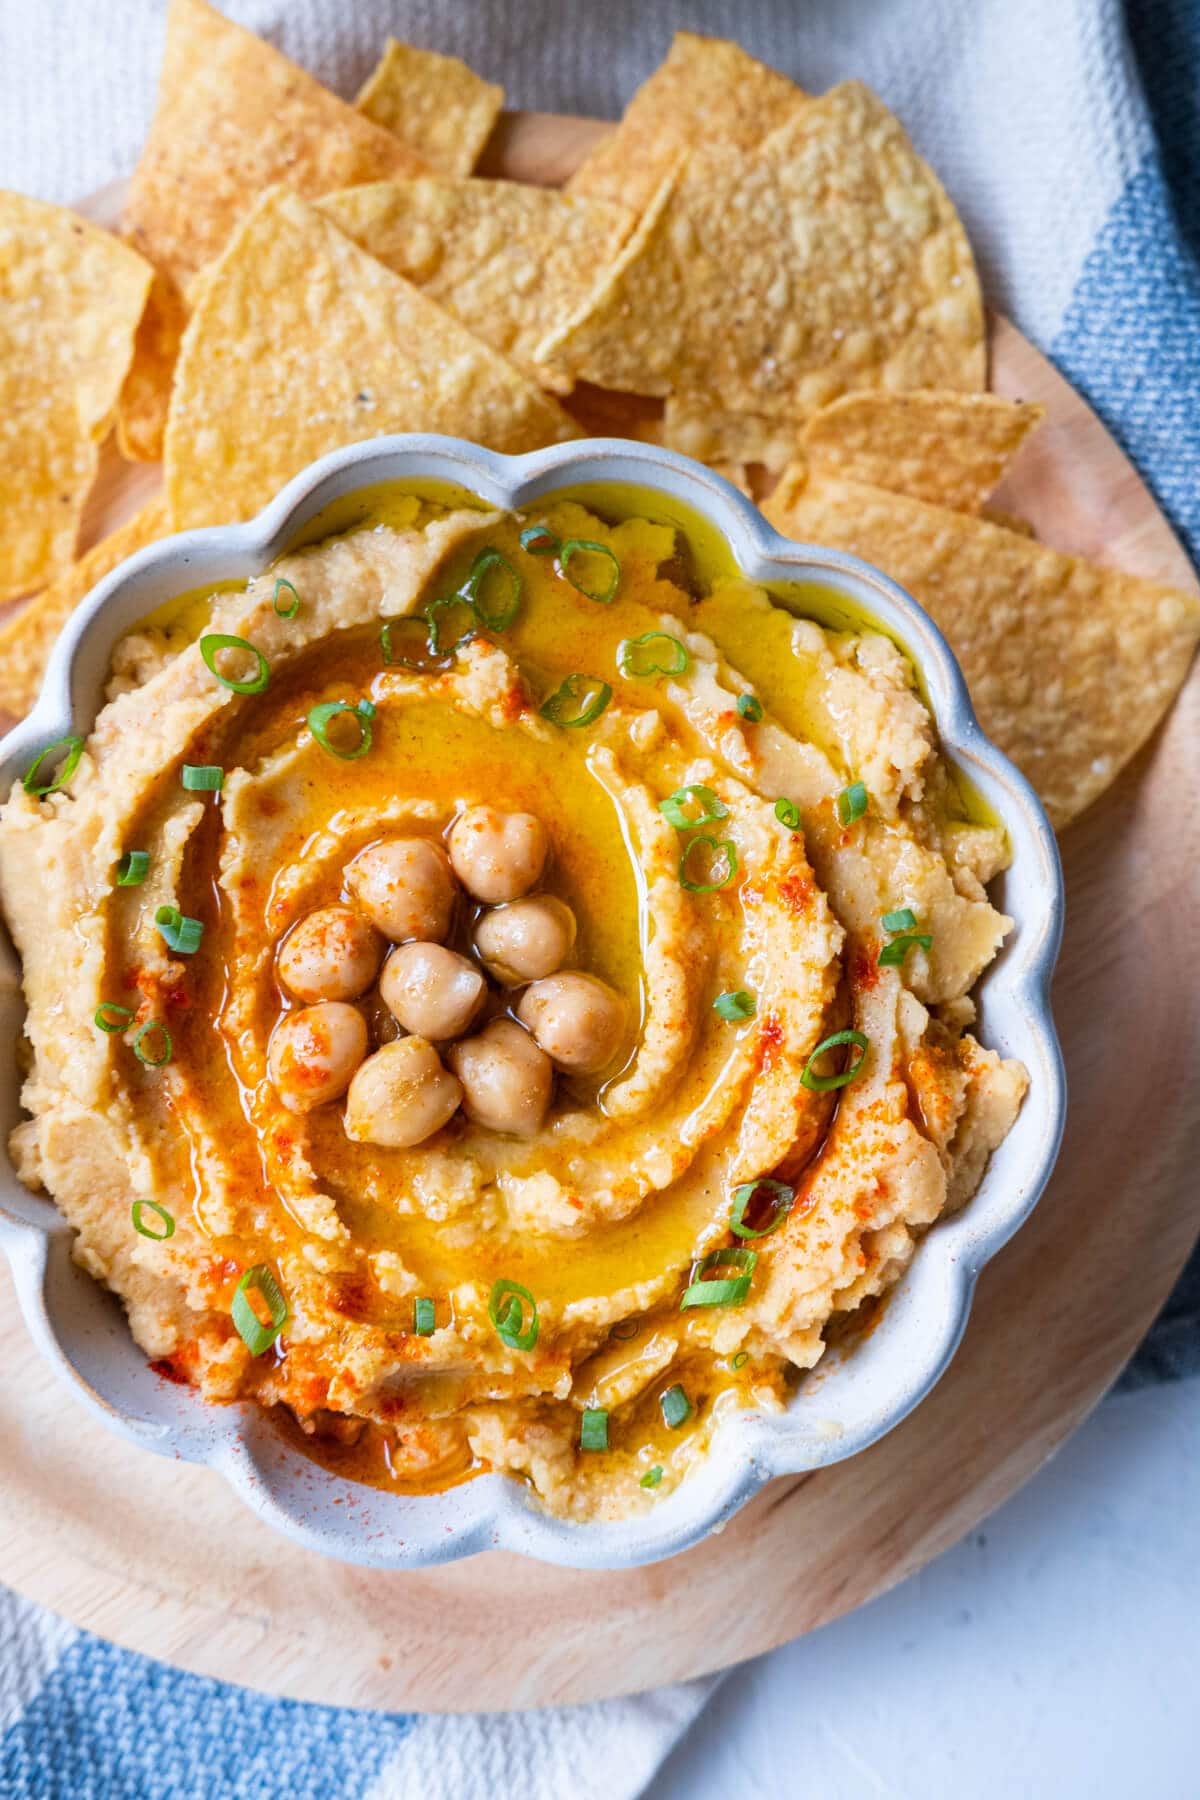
[801, 391, 1044, 513]
[165, 188, 581, 531]
[319, 179, 632, 380]
[355, 40, 503, 177]
[653, 398, 801, 475]
[123, 0, 425, 292]
[764, 469, 1200, 826]
[567, 31, 805, 214]
[539, 83, 985, 419]
[116, 271, 188, 462]
[0, 192, 152, 603]
[0, 497, 169, 720]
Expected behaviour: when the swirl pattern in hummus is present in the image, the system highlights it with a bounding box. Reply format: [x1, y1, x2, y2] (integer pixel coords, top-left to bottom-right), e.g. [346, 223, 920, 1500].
[0, 490, 1027, 1518]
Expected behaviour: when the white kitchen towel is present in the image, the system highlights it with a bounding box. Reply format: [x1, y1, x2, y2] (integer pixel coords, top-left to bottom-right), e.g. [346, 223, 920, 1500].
[0, 2, 1197, 1796]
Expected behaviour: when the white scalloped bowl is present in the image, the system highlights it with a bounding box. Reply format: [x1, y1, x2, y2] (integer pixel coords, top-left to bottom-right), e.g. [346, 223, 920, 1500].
[0, 436, 1065, 1569]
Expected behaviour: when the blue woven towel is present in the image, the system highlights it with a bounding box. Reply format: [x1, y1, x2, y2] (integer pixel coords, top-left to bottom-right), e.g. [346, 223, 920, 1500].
[0, 2, 1196, 1794]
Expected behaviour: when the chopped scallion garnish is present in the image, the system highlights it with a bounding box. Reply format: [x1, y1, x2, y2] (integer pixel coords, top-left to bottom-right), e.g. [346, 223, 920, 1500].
[618, 632, 689, 679]
[713, 990, 755, 1022]
[559, 538, 620, 604]
[155, 905, 203, 955]
[132, 1019, 172, 1066]
[678, 834, 738, 893]
[736, 693, 763, 722]
[414, 1297, 435, 1337]
[181, 764, 223, 792]
[466, 548, 522, 630]
[308, 698, 375, 761]
[659, 784, 727, 830]
[519, 523, 559, 556]
[774, 798, 801, 831]
[660, 1384, 692, 1430]
[116, 849, 150, 886]
[380, 617, 449, 670]
[231, 1265, 288, 1356]
[681, 1246, 757, 1309]
[22, 735, 84, 797]
[131, 1199, 175, 1241]
[799, 1028, 869, 1092]
[488, 1278, 539, 1351]
[836, 780, 868, 825]
[94, 1002, 133, 1034]
[881, 907, 917, 933]
[200, 633, 269, 695]
[580, 1408, 608, 1451]
[539, 673, 612, 729]
[731, 1351, 749, 1371]
[878, 932, 933, 967]
[641, 1465, 664, 1489]
[730, 1178, 796, 1240]
[424, 594, 478, 656]
[272, 577, 300, 619]
[609, 1319, 640, 1342]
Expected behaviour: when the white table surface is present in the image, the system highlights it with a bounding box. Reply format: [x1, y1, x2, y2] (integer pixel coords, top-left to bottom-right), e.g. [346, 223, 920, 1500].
[648, 1376, 1199, 1798]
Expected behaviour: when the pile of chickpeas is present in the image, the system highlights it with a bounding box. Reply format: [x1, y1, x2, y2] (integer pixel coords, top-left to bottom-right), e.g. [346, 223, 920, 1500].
[266, 806, 626, 1144]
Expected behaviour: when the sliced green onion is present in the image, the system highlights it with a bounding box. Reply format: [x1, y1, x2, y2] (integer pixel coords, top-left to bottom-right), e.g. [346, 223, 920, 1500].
[231, 1264, 288, 1355]
[580, 1408, 608, 1452]
[181, 763, 224, 792]
[380, 617, 450, 671]
[116, 849, 150, 886]
[559, 538, 620, 604]
[539, 673, 612, 729]
[22, 735, 84, 797]
[132, 1199, 175, 1242]
[774, 798, 801, 831]
[308, 698, 375, 760]
[132, 1019, 172, 1066]
[731, 1351, 749, 1371]
[520, 523, 559, 556]
[881, 907, 917, 933]
[736, 693, 763, 722]
[200, 633, 269, 695]
[799, 1028, 869, 1092]
[425, 594, 477, 656]
[94, 1002, 133, 1034]
[154, 904, 204, 955]
[878, 932, 933, 967]
[681, 1246, 758, 1309]
[414, 1296, 436, 1337]
[660, 1384, 692, 1430]
[678, 834, 738, 893]
[609, 1319, 640, 1342]
[713, 990, 755, 1022]
[489, 1278, 539, 1352]
[659, 784, 727, 830]
[641, 1465, 664, 1489]
[272, 577, 300, 619]
[730, 1177, 796, 1240]
[466, 548, 522, 630]
[836, 780, 868, 825]
[618, 632, 689, 679]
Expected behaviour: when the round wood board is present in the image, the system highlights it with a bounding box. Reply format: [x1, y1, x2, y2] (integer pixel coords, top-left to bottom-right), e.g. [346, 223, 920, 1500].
[0, 112, 1197, 1714]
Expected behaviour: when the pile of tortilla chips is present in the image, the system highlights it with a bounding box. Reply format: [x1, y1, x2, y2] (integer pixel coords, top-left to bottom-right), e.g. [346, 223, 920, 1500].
[0, 7, 1196, 828]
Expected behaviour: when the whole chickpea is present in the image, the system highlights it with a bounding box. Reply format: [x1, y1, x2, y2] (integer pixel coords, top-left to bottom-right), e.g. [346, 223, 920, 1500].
[447, 1019, 553, 1136]
[268, 1002, 368, 1113]
[517, 971, 625, 1074]
[380, 942, 487, 1040]
[344, 1037, 463, 1148]
[473, 895, 576, 985]
[346, 838, 457, 943]
[277, 906, 383, 1003]
[447, 806, 548, 904]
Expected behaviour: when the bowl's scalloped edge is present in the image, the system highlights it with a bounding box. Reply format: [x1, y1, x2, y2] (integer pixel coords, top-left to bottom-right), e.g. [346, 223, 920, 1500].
[0, 434, 1066, 1571]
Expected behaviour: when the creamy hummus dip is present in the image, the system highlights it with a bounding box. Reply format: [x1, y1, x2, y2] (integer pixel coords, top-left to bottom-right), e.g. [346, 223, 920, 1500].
[0, 487, 1027, 1519]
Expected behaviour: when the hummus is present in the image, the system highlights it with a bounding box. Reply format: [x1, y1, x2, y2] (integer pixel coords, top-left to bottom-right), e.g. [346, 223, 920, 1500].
[0, 487, 1027, 1519]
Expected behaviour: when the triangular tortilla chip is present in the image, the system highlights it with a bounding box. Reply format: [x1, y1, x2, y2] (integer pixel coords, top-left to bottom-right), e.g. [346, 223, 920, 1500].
[116, 270, 188, 462]
[0, 497, 169, 720]
[164, 188, 581, 531]
[319, 180, 632, 379]
[567, 31, 805, 213]
[0, 192, 152, 602]
[355, 40, 503, 177]
[800, 391, 1044, 513]
[764, 469, 1200, 826]
[123, 0, 426, 291]
[540, 83, 984, 419]
[652, 398, 801, 475]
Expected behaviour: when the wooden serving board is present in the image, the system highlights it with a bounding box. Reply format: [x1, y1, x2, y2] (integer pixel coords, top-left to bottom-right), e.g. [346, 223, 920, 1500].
[0, 113, 1198, 1713]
